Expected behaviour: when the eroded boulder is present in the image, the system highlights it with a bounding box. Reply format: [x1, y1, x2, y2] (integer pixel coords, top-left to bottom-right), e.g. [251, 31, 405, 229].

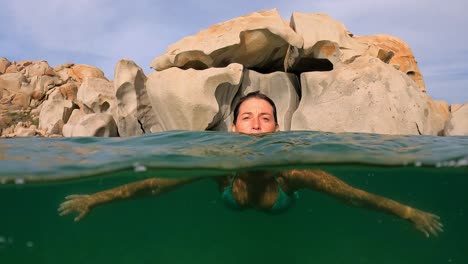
[151, 9, 303, 73]
[146, 63, 243, 131]
[286, 12, 367, 73]
[114, 59, 158, 137]
[38, 99, 75, 134]
[64, 113, 118, 137]
[76, 77, 116, 115]
[291, 56, 446, 135]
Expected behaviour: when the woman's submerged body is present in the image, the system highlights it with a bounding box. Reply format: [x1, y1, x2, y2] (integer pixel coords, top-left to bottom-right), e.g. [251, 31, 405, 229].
[59, 92, 443, 237]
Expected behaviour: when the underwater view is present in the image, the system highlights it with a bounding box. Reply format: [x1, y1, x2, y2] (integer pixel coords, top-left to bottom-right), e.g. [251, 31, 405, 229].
[1, 131, 467, 264]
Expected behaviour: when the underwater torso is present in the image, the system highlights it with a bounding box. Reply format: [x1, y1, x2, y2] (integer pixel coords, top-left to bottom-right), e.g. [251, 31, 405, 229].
[221, 172, 299, 213]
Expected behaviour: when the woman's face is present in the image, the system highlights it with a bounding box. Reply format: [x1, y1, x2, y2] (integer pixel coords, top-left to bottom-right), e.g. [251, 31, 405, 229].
[232, 98, 279, 134]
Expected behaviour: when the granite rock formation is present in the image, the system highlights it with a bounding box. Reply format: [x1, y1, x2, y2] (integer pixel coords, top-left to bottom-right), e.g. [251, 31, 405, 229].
[1, 9, 466, 138]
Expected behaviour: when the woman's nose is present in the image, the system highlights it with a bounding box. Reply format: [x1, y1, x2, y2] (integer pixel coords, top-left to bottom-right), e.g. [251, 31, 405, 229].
[252, 118, 260, 129]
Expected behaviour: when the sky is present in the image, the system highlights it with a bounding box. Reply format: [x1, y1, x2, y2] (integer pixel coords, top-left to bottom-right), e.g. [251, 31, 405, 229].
[1, 0, 466, 104]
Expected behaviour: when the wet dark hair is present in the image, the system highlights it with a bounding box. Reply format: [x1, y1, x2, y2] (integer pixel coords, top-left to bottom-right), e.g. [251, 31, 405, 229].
[232, 91, 278, 125]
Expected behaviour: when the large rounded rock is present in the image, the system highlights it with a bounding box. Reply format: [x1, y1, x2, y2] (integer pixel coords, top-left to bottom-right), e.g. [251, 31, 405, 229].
[146, 63, 243, 131]
[151, 9, 303, 73]
[291, 56, 447, 135]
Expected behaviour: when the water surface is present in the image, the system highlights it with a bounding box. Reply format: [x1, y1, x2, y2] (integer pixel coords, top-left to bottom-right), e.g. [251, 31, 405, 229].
[1, 131, 467, 263]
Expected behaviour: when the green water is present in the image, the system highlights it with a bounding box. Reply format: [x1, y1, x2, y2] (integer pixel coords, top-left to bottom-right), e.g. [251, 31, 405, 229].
[1, 131, 467, 263]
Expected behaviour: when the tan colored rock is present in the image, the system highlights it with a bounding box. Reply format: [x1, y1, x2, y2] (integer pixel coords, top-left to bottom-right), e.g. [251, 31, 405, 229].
[0, 73, 30, 110]
[146, 63, 243, 131]
[66, 113, 118, 137]
[5, 64, 18, 73]
[114, 59, 158, 136]
[24, 75, 62, 100]
[62, 109, 86, 137]
[16, 60, 33, 71]
[0, 73, 26, 95]
[76, 77, 116, 114]
[30, 104, 42, 116]
[31, 90, 45, 101]
[286, 12, 367, 72]
[38, 99, 74, 134]
[22, 61, 53, 77]
[428, 100, 450, 135]
[54, 63, 74, 72]
[450, 104, 463, 113]
[151, 9, 303, 72]
[291, 56, 445, 135]
[0, 115, 13, 129]
[444, 103, 468, 136]
[355, 34, 426, 92]
[47, 88, 65, 101]
[0, 58, 11, 74]
[54, 63, 75, 82]
[2, 125, 15, 136]
[14, 122, 37, 137]
[219, 70, 300, 131]
[10, 92, 31, 109]
[58, 82, 78, 100]
[70, 64, 106, 82]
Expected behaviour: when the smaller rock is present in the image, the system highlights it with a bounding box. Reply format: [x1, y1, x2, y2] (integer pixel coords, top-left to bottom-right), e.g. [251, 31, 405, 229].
[0, 58, 11, 74]
[14, 126, 37, 137]
[58, 82, 78, 100]
[67, 113, 118, 137]
[5, 64, 18, 73]
[70, 64, 107, 82]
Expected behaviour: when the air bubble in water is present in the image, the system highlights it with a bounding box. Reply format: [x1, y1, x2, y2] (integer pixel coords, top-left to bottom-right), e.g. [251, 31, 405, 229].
[15, 178, 25, 185]
[456, 159, 468, 167]
[0, 236, 5, 249]
[133, 162, 147, 172]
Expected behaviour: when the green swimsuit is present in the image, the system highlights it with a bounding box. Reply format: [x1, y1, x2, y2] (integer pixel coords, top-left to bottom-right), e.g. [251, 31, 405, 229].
[221, 174, 299, 213]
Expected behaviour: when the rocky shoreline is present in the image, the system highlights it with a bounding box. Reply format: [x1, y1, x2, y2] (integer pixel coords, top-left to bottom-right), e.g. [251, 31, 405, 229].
[1, 9, 467, 138]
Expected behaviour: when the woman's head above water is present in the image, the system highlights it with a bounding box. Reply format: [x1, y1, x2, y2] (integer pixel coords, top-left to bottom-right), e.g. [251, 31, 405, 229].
[232, 92, 279, 134]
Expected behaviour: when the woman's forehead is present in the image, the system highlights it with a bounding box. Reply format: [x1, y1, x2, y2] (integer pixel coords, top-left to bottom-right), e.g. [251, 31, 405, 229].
[238, 98, 274, 114]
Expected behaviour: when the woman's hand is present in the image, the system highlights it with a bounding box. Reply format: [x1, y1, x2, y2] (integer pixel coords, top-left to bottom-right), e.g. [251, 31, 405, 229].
[408, 208, 444, 237]
[58, 194, 95, 222]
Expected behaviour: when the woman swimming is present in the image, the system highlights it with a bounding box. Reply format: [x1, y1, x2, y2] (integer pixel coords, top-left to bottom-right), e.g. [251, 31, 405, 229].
[59, 92, 443, 237]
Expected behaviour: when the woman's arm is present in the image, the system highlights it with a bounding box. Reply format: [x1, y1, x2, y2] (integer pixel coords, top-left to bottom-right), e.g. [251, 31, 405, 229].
[58, 177, 203, 221]
[284, 169, 443, 237]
